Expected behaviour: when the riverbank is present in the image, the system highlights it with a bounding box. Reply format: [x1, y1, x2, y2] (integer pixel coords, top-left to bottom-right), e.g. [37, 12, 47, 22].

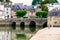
[30, 27, 60, 40]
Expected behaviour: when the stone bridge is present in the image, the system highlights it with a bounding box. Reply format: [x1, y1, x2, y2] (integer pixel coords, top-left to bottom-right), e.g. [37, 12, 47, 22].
[11, 18, 47, 26]
[0, 18, 47, 30]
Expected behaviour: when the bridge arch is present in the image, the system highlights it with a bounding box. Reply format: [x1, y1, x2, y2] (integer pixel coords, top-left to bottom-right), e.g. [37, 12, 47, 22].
[12, 22, 16, 30]
[29, 21, 36, 32]
[29, 21, 36, 26]
[20, 22, 25, 30]
[43, 22, 47, 28]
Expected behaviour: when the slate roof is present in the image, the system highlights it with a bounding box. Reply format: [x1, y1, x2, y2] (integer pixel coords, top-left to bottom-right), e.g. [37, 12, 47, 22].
[48, 7, 60, 16]
[12, 3, 35, 12]
[4, 3, 11, 8]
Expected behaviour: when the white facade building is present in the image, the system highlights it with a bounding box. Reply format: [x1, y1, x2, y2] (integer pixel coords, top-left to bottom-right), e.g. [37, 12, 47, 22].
[0, 4, 5, 19]
[0, 31, 11, 40]
[46, 3, 60, 11]
[47, 3, 60, 27]
[4, 4, 12, 19]
[0, 2, 12, 20]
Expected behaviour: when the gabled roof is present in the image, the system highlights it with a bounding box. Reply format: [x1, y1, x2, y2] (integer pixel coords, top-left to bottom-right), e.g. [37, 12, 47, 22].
[49, 7, 60, 16]
[4, 3, 11, 8]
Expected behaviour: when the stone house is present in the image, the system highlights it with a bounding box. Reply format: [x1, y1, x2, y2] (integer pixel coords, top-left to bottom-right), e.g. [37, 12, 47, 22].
[48, 7, 60, 27]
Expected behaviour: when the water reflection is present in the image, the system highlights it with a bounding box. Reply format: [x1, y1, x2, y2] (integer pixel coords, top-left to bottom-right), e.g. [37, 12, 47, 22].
[20, 22, 25, 31]
[16, 26, 43, 40]
[29, 21, 36, 32]
[0, 25, 43, 40]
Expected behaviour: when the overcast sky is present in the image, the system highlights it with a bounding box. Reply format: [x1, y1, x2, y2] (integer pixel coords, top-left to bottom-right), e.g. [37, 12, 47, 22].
[10, 0, 32, 5]
[10, 0, 60, 6]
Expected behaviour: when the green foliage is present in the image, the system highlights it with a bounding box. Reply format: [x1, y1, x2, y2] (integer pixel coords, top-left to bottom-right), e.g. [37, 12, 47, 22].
[29, 21, 36, 32]
[36, 11, 48, 18]
[41, 4, 48, 12]
[29, 26, 36, 32]
[54, 0, 58, 3]
[16, 10, 27, 18]
[42, 11, 48, 18]
[32, 0, 42, 5]
[6, 0, 10, 3]
[0, 0, 3, 2]
[41, 0, 58, 4]
[32, 0, 58, 5]
[36, 11, 42, 18]
[0, 0, 10, 2]
[16, 34, 26, 40]
[32, 0, 37, 5]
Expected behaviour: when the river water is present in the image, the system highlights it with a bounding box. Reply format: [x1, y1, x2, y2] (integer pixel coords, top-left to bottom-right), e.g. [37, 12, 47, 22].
[16, 26, 43, 40]
[0, 25, 43, 40]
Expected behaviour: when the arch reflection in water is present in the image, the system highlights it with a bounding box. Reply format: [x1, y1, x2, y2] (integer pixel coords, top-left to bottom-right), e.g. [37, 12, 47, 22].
[29, 21, 36, 32]
[12, 22, 16, 30]
[43, 22, 47, 28]
[16, 34, 27, 40]
[20, 22, 25, 30]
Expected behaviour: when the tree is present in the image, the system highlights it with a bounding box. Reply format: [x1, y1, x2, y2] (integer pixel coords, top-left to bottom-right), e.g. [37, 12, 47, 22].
[6, 0, 10, 3]
[41, 0, 58, 4]
[32, 0, 58, 5]
[16, 10, 27, 18]
[32, 0, 42, 5]
[36, 11, 48, 18]
[16, 34, 26, 40]
[0, 0, 4, 2]
[41, 4, 48, 12]
[36, 11, 42, 18]
[54, 0, 58, 3]
[42, 11, 48, 18]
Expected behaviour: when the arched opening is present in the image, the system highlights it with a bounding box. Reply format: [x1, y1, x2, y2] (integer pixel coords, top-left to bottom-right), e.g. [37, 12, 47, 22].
[29, 21, 36, 32]
[20, 22, 25, 30]
[43, 22, 47, 28]
[12, 22, 16, 30]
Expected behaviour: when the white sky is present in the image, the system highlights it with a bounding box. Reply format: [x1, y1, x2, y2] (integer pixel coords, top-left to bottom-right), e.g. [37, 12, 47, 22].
[10, 0, 60, 6]
[10, 0, 33, 6]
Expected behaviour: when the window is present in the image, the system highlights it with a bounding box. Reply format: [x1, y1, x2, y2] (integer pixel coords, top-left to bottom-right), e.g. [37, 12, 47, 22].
[7, 12, 8, 14]
[7, 8, 8, 10]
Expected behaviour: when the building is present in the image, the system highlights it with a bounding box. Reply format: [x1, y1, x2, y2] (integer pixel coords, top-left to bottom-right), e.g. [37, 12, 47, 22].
[47, 3, 60, 27]
[0, 2, 12, 20]
[12, 3, 24, 11]
[12, 3, 35, 18]
[48, 7, 60, 27]
[0, 2, 5, 20]
[46, 3, 60, 11]
[4, 4, 12, 19]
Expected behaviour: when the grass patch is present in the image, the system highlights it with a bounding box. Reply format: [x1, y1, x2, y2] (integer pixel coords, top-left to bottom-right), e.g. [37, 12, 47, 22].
[16, 34, 27, 40]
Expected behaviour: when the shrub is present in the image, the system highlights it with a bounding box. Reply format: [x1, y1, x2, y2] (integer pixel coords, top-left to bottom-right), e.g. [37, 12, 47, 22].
[16, 10, 27, 18]
[36, 11, 48, 18]
[41, 4, 48, 12]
